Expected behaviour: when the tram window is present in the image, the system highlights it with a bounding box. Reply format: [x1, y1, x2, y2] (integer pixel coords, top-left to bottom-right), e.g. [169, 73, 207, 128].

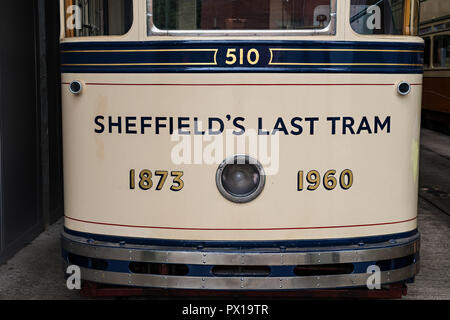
[151, 0, 332, 31]
[433, 35, 450, 68]
[64, 0, 133, 37]
[419, 26, 432, 35]
[423, 37, 430, 68]
[350, 0, 418, 35]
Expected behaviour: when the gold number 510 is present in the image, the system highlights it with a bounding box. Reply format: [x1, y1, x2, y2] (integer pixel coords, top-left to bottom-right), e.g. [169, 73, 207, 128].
[225, 48, 260, 65]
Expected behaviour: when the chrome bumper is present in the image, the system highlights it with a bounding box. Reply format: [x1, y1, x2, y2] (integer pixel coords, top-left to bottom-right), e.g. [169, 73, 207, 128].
[62, 230, 420, 290]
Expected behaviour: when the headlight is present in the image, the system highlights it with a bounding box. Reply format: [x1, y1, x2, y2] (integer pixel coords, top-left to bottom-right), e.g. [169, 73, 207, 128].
[216, 155, 265, 203]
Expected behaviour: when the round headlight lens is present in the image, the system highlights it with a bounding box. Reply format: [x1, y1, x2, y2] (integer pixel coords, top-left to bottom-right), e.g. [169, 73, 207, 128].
[222, 164, 260, 197]
[216, 155, 265, 203]
[69, 80, 83, 95]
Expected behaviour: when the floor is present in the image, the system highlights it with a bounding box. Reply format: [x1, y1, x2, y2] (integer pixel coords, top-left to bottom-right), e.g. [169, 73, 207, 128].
[0, 128, 448, 300]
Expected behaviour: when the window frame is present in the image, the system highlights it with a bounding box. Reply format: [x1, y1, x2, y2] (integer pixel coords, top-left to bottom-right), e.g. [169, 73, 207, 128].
[348, 0, 420, 36]
[432, 34, 450, 69]
[420, 17, 450, 71]
[60, 0, 136, 40]
[146, 0, 337, 36]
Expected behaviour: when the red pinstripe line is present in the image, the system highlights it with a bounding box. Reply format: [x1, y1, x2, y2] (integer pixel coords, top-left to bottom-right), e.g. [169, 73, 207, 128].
[86, 83, 397, 86]
[61, 82, 423, 86]
[65, 216, 417, 231]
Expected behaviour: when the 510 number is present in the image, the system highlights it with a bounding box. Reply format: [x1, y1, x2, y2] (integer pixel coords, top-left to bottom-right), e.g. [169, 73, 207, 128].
[297, 169, 354, 191]
[225, 48, 260, 65]
[129, 169, 184, 191]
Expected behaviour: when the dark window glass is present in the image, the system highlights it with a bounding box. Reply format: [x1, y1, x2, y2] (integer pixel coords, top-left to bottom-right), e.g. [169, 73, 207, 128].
[64, 0, 133, 37]
[350, 0, 418, 35]
[419, 26, 432, 35]
[151, 0, 331, 31]
[424, 37, 430, 68]
[433, 35, 450, 68]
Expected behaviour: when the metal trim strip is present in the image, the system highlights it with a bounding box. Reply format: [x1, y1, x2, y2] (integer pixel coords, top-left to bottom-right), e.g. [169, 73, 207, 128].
[62, 231, 420, 266]
[64, 227, 419, 247]
[70, 263, 418, 290]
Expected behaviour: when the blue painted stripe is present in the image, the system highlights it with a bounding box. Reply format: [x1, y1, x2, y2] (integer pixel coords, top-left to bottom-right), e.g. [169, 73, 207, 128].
[64, 227, 419, 249]
[60, 40, 424, 74]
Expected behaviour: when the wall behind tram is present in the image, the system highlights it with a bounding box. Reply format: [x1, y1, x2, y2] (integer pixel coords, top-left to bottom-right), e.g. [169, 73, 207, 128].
[0, 0, 63, 264]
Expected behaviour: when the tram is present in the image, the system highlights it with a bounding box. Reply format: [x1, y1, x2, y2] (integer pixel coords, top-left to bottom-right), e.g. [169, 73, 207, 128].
[419, 0, 450, 133]
[61, 0, 422, 293]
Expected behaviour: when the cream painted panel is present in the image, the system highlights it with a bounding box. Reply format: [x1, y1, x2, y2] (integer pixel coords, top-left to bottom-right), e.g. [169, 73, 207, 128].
[62, 73, 421, 240]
